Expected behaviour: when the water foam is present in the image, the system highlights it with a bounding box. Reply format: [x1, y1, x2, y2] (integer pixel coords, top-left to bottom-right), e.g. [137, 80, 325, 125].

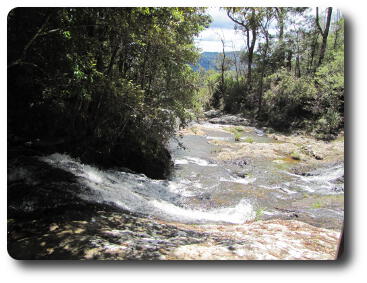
[284, 164, 344, 194]
[149, 198, 255, 224]
[40, 153, 254, 224]
[174, 156, 217, 167]
[220, 176, 256, 185]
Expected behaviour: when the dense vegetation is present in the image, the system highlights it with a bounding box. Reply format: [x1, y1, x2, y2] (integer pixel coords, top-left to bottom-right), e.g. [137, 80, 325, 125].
[198, 8, 344, 140]
[7, 7, 344, 179]
[8, 8, 210, 178]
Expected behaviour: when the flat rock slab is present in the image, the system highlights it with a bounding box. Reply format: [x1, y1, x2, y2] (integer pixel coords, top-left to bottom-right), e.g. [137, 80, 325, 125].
[8, 208, 340, 260]
[168, 219, 340, 260]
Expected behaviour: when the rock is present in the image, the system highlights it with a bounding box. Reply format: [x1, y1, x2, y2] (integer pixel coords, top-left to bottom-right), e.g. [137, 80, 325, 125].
[300, 145, 324, 160]
[255, 129, 264, 136]
[314, 153, 324, 160]
[204, 110, 222, 118]
[208, 114, 249, 126]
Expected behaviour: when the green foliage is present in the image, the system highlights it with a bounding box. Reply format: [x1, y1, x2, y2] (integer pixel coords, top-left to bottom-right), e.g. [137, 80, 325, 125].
[234, 131, 241, 142]
[312, 49, 344, 139]
[7, 7, 211, 177]
[263, 69, 317, 129]
[222, 77, 247, 113]
[197, 8, 344, 139]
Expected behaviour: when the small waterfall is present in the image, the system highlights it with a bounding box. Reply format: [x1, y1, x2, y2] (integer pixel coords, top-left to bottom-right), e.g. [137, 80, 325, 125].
[40, 153, 255, 224]
[284, 164, 344, 194]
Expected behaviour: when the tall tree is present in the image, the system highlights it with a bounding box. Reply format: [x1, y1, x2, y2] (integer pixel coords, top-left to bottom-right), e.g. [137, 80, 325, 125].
[226, 7, 261, 91]
[257, 8, 273, 115]
[316, 7, 333, 67]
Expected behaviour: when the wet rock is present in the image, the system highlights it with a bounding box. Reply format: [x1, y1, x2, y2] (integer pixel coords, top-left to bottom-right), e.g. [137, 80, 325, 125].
[254, 129, 265, 136]
[300, 145, 324, 160]
[204, 110, 222, 118]
[332, 186, 344, 193]
[223, 159, 248, 167]
[208, 114, 249, 126]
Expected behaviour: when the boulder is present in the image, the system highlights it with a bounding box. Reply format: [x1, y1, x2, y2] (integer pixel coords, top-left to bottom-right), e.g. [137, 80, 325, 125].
[208, 114, 249, 126]
[204, 110, 222, 118]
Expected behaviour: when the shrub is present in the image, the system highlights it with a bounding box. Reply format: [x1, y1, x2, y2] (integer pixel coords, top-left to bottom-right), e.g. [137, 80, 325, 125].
[234, 131, 241, 142]
[263, 69, 317, 130]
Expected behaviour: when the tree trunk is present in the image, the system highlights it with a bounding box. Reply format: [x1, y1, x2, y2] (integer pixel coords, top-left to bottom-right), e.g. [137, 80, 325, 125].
[295, 55, 301, 78]
[316, 7, 333, 67]
[247, 27, 256, 91]
[286, 50, 292, 71]
[308, 33, 318, 73]
[275, 8, 286, 67]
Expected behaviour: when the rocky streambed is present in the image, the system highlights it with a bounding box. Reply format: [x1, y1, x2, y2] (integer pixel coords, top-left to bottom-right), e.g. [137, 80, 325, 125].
[7, 113, 344, 260]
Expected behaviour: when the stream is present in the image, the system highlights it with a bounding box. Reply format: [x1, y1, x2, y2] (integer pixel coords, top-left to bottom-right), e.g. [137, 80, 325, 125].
[7, 119, 344, 259]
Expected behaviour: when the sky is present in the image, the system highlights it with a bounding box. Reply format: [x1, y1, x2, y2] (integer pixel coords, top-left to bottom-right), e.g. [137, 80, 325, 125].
[194, 7, 337, 53]
[194, 7, 246, 53]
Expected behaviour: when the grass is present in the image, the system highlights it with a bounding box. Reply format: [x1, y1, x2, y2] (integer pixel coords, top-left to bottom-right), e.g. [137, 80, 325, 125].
[311, 201, 323, 209]
[255, 207, 265, 221]
[290, 151, 301, 160]
[243, 137, 254, 143]
[234, 131, 241, 142]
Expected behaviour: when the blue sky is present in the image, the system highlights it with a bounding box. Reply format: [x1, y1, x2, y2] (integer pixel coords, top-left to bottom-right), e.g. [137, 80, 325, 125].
[195, 7, 246, 52]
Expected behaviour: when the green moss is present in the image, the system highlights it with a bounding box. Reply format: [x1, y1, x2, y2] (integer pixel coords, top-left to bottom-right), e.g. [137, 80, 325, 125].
[243, 137, 254, 143]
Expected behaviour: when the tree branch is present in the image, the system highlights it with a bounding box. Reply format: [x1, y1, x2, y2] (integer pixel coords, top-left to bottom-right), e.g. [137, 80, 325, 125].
[226, 9, 246, 28]
[39, 24, 108, 37]
[8, 12, 52, 69]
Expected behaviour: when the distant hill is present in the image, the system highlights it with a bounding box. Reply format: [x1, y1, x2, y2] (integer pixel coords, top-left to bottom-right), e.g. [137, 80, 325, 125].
[192, 51, 242, 71]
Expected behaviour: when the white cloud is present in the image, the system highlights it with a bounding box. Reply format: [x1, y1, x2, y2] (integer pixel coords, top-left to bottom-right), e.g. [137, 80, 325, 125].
[195, 8, 246, 52]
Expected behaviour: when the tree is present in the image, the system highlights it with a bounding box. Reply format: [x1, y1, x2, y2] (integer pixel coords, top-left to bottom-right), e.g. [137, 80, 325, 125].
[8, 7, 211, 178]
[226, 8, 262, 91]
[257, 8, 273, 115]
[316, 7, 333, 67]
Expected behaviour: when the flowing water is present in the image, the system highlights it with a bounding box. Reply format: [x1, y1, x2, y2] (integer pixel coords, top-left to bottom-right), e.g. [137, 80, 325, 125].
[32, 122, 343, 230]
